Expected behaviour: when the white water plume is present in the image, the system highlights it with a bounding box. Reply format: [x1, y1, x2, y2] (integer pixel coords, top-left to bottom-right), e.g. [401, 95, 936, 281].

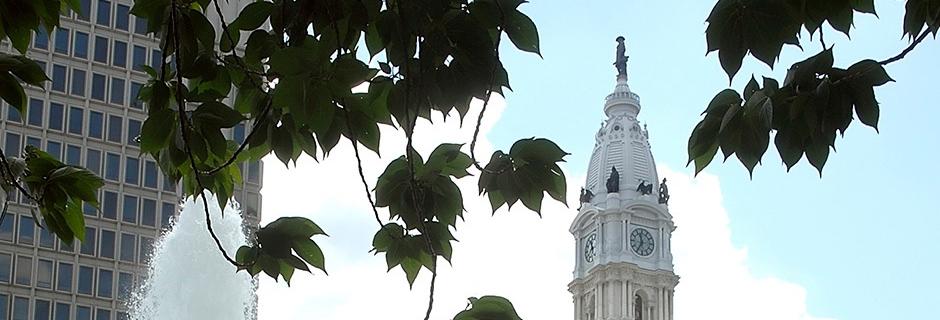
[130, 193, 256, 320]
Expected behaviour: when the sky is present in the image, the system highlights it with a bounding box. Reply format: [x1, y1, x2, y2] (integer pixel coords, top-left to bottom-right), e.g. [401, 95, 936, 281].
[253, 1, 940, 319]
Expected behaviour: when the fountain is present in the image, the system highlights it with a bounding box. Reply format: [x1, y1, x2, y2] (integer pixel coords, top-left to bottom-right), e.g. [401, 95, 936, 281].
[130, 193, 257, 320]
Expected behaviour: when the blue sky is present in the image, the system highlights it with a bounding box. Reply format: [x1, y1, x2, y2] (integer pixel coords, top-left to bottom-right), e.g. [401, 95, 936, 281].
[488, 1, 939, 319]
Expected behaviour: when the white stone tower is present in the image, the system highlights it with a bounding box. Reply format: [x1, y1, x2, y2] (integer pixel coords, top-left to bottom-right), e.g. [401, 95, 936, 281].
[569, 37, 679, 320]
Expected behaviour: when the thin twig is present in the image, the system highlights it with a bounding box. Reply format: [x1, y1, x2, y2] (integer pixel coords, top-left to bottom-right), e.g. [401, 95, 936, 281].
[170, 0, 241, 266]
[344, 109, 385, 227]
[818, 27, 827, 50]
[391, 3, 438, 319]
[880, 29, 930, 65]
[200, 0, 274, 176]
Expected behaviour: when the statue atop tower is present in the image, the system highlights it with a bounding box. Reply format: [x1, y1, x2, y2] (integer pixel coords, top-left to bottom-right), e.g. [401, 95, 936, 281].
[614, 36, 629, 77]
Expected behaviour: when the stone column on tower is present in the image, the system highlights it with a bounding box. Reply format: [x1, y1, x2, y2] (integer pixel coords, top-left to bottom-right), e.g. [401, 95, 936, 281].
[568, 36, 679, 320]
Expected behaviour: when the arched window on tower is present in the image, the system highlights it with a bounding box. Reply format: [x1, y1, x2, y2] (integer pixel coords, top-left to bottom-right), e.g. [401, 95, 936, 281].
[634, 294, 643, 320]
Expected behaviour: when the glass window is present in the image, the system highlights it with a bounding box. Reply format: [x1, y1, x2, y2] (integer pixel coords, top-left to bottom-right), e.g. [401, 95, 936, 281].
[74, 31, 89, 59]
[97, 269, 113, 298]
[115, 4, 130, 31]
[151, 49, 162, 70]
[105, 153, 120, 181]
[48, 103, 64, 131]
[78, 0, 91, 20]
[52, 65, 67, 92]
[234, 123, 246, 143]
[46, 140, 62, 159]
[100, 230, 115, 259]
[89, 111, 104, 138]
[132, 45, 147, 71]
[122, 195, 138, 223]
[91, 73, 106, 100]
[110, 78, 125, 105]
[124, 157, 140, 183]
[0, 214, 13, 241]
[112, 41, 126, 67]
[7, 105, 22, 122]
[77, 266, 93, 295]
[119, 233, 136, 262]
[143, 161, 158, 189]
[28, 98, 44, 126]
[35, 27, 49, 49]
[85, 149, 101, 175]
[55, 302, 70, 320]
[55, 28, 70, 54]
[0, 253, 10, 283]
[80, 227, 96, 256]
[161, 202, 176, 229]
[66, 145, 82, 166]
[34, 299, 51, 320]
[0, 295, 6, 320]
[57, 262, 73, 292]
[58, 238, 75, 253]
[134, 15, 148, 35]
[35, 299, 51, 320]
[39, 226, 55, 248]
[102, 191, 118, 219]
[14, 256, 32, 285]
[118, 272, 133, 302]
[127, 119, 141, 147]
[83, 202, 96, 217]
[36, 259, 53, 289]
[68, 106, 84, 135]
[96, 0, 111, 27]
[95, 309, 110, 320]
[130, 82, 143, 109]
[18, 216, 34, 245]
[77, 306, 91, 320]
[107, 115, 122, 143]
[139, 236, 153, 264]
[162, 175, 176, 192]
[248, 161, 260, 183]
[93, 36, 108, 64]
[71, 69, 86, 97]
[141, 198, 157, 227]
[12, 296, 28, 320]
[26, 137, 41, 148]
[4, 133, 21, 157]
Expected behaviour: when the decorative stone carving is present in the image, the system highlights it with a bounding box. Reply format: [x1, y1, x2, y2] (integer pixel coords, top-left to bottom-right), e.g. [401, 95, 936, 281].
[658, 178, 670, 205]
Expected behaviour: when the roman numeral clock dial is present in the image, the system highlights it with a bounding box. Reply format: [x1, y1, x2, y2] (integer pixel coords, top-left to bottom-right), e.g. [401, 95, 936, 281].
[630, 228, 655, 256]
[584, 233, 597, 263]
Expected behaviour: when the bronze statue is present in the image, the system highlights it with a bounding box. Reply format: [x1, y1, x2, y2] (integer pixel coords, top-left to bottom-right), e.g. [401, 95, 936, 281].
[579, 188, 594, 204]
[614, 36, 628, 76]
[606, 167, 620, 193]
[658, 178, 670, 205]
[636, 180, 653, 195]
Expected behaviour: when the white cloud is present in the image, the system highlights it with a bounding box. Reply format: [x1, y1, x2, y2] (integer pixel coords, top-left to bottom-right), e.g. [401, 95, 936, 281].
[256, 98, 830, 320]
[664, 166, 834, 320]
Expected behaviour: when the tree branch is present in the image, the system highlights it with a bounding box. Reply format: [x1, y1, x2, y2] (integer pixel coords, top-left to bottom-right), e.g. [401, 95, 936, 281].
[881, 29, 930, 65]
[170, 0, 242, 267]
[343, 109, 384, 227]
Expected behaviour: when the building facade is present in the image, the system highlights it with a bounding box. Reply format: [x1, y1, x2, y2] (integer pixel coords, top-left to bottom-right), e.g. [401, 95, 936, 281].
[569, 39, 679, 320]
[0, 1, 262, 319]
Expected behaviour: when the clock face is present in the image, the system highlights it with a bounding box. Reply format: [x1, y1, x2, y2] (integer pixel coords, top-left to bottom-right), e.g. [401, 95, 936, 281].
[629, 228, 655, 256]
[584, 233, 597, 263]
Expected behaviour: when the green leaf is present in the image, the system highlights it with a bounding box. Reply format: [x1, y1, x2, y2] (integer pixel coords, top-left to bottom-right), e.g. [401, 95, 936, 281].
[846, 59, 893, 86]
[192, 102, 245, 128]
[504, 10, 541, 56]
[232, 1, 273, 31]
[0, 73, 27, 113]
[139, 108, 177, 153]
[453, 296, 523, 320]
[292, 239, 326, 273]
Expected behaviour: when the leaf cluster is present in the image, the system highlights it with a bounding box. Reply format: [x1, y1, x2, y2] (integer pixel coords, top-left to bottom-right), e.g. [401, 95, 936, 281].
[1, 147, 103, 245]
[453, 296, 524, 320]
[235, 217, 327, 285]
[693, 0, 928, 175]
[479, 138, 567, 213]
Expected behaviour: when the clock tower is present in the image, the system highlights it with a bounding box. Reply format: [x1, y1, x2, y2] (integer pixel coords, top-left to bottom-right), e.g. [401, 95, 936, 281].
[569, 37, 679, 320]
